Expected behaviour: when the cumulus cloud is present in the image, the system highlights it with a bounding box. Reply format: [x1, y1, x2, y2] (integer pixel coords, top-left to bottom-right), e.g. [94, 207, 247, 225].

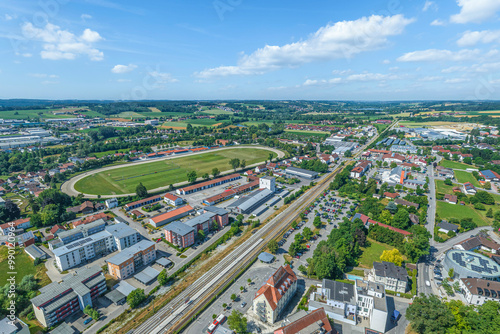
[397, 49, 480, 62]
[457, 30, 500, 46]
[303, 78, 342, 86]
[450, 0, 500, 24]
[195, 14, 415, 78]
[346, 73, 400, 81]
[423, 1, 437, 11]
[431, 19, 446, 26]
[29, 73, 59, 78]
[445, 78, 470, 83]
[111, 64, 137, 74]
[81, 14, 92, 20]
[148, 71, 178, 83]
[21, 22, 103, 61]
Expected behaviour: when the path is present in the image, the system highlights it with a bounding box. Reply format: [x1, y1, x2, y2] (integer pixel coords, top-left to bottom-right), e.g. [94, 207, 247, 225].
[61, 145, 285, 199]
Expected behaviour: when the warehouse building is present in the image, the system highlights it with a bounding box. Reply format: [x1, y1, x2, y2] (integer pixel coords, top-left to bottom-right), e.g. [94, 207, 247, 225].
[176, 173, 241, 195]
[227, 188, 274, 214]
[202, 180, 259, 205]
[284, 167, 319, 179]
[149, 205, 194, 228]
[31, 266, 106, 327]
[106, 240, 156, 280]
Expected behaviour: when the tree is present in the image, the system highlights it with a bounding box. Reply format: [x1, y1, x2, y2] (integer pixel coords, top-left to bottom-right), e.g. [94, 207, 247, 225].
[344, 150, 352, 157]
[268, 153, 274, 163]
[0, 200, 21, 223]
[406, 294, 455, 334]
[127, 289, 146, 308]
[288, 242, 298, 257]
[240, 286, 245, 292]
[227, 310, 248, 334]
[444, 178, 453, 186]
[486, 208, 493, 218]
[313, 216, 322, 229]
[136, 182, 148, 198]
[198, 229, 205, 240]
[230, 293, 237, 301]
[448, 268, 454, 279]
[298, 265, 307, 274]
[268, 240, 279, 254]
[393, 208, 410, 229]
[222, 303, 227, 309]
[380, 249, 403, 266]
[212, 167, 220, 178]
[202, 173, 210, 181]
[229, 158, 240, 171]
[240, 159, 246, 169]
[483, 182, 492, 190]
[302, 227, 313, 240]
[158, 269, 168, 286]
[385, 201, 398, 214]
[187, 171, 197, 183]
[247, 278, 252, 285]
[186, 123, 193, 133]
[390, 162, 398, 169]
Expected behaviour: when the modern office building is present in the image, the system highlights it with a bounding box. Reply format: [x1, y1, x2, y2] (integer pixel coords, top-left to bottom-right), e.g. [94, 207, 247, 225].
[253, 265, 298, 324]
[164, 221, 195, 248]
[105, 223, 141, 251]
[106, 240, 156, 279]
[31, 266, 106, 327]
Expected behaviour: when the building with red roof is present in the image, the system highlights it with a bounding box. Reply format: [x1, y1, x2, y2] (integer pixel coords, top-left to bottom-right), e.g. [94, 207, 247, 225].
[164, 193, 184, 206]
[148, 205, 194, 228]
[176, 173, 241, 195]
[274, 308, 334, 334]
[253, 265, 298, 324]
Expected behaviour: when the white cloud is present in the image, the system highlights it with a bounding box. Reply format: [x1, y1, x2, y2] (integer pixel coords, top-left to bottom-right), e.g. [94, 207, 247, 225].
[303, 78, 342, 86]
[382, 59, 391, 64]
[431, 19, 446, 26]
[346, 72, 400, 81]
[21, 22, 104, 61]
[195, 14, 415, 78]
[116, 78, 132, 82]
[29, 73, 59, 78]
[81, 14, 92, 20]
[418, 76, 444, 81]
[111, 64, 137, 74]
[445, 78, 470, 83]
[450, 0, 500, 24]
[397, 49, 480, 62]
[442, 62, 500, 73]
[457, 30, 500, 47]
[331, 69, 352, 75]
[4, 14, 14, 21]
[148, 71, 178, 84]
[423, 1, 437, 11]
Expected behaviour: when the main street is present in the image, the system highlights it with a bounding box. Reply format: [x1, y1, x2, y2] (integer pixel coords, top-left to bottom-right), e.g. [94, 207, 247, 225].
[124, 122, 398, 334]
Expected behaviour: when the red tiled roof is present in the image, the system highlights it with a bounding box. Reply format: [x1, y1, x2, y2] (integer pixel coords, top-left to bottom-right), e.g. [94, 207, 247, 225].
[274, 308, 333, 334]
[150, 205, 194, 224]
[0, 217, 30, 230]
[125, 195, 162, 208]
[72, 212, 110, 227]
[254, 265, 297, 311]
[178, 173, 240, 193]
[164, 193, 181, 201]
[384, 192, 399, 198]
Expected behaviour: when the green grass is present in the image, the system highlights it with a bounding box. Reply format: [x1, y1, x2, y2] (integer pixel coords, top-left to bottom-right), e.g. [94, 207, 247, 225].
[436, 201, 491, 226]
[435, 180, 459, 195]
[200, 108, 233, 115]
[92, 148, 131, 158]
[284, 129, 330, 135]
[439, 159, 476, 170]
[454, 170, 482, 187]
[74, 147, 276, 195]
[0, 108, 82, 120]
[186, 118, 219, 126]
[0, 246, 51, 288]
[358, 238, 395, 268]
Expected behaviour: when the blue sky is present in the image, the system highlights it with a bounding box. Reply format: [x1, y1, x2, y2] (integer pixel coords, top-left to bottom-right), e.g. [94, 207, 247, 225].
[1, 0, 500, 100]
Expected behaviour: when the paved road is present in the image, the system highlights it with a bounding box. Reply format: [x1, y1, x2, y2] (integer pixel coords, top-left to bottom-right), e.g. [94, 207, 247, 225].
[61, 146, 285, 198]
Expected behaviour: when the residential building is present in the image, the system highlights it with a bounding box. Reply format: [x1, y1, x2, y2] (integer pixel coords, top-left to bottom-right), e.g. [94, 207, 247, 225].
[459, 278, 500, 305]
[0, 218, 31, 236]
[463, 182, 477, 194]
[203, 206, 230, 228]
[438, 221, 459, 233]
[354, 280, 388, 333]
[480, 170, 500, 182]
[274, 308, 334, 334]
[105, 198, 119, 209]
[394, 198, 419, 210]
[66, 201, 95, 215]
[164, 193, 184, 206]
[454, 235, 500, 254]
[285, 167, 319, 179]
[253, 265, 298, 324]
[55, 219, 106, 248]
[0, 317, 30, 334]
[50, 224, 66, 236]
[149, 205, 194, 228]
[255, 164, 268, 173]
[106, 240, 156, 279]
[444, 194, 458, 204]
[382, 152, 405, 164]
[164, 220, 195, 248]
[105, 223, 141, 251]
[31, 266, 106, 327]
[369, 261, 408, 293]
[409, 213, 420, 225]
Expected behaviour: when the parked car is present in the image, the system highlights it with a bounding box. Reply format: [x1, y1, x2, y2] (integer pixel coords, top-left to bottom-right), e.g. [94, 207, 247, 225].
[241, 302, 247, 308]
[425, 280, 431, 287]
[84, 318, 92, 325]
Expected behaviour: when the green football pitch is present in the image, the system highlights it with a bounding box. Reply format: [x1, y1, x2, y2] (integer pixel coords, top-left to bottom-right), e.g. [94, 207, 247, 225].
[73, 147, 276, 195]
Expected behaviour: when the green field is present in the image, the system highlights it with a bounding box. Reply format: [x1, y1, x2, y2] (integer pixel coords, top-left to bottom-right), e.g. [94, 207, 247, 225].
[436, 201, 491, 226]
[454, 170, 482, 187]
[74, 147, 276, 195]
[284, 129, 330, 135]
[0, 108, 82, 119]
[439, 159, 475, 170]
[0, 246, 51, 288]
[435, 180, 460, 195]
[200, 107, 233, 115]
[358, 238, 395, 268]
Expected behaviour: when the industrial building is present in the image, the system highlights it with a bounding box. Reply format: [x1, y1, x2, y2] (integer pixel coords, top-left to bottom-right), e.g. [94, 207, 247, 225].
[149, 205, 194, 228]
[106, 240, 156, 280]
[443, 250, 500, 280]
[259, 176, 276, 192]
[227, 188, 274, 214]
[31, 266, 106, 327]
[284, 167, 319, 179]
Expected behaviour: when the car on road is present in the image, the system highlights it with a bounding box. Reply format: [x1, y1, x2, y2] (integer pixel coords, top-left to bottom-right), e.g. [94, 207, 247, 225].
[241, 302, 247, 307]
[425, 280, 431, 287]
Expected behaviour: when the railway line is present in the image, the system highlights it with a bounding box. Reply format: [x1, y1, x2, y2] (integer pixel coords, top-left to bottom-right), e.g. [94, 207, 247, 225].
[129, 121, 397, 334]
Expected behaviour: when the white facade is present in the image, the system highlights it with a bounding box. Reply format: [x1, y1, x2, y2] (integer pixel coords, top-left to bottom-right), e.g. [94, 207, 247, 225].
[105, 198, 119, 209]
[259, 176, 276, 193]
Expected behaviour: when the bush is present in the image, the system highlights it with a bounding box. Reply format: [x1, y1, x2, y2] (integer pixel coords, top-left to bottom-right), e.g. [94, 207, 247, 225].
[474, 203, 486, 210]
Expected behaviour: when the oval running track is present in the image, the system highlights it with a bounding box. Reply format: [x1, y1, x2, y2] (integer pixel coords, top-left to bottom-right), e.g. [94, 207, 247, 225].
[61, 145, 285, 199]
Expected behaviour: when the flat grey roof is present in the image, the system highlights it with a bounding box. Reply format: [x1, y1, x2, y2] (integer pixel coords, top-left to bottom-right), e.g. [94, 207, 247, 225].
[105, 222, 138, 239]
[228, 188, 273, 212]
[115, 281, 137, 296]
[50, 322, 77, 334]
[184, 212, 216, 228]
[106, 240, 155, 265]
[285, 166, 319, 177]
[53, 230, 111, 257]
[204, 206, 229, 216]
[156, 257, 172, 267]
[105, 289, 126, 304]
[258, 252, 275, 263]
[25, 244, 45, 258]
[58, 219, 106, 239]
[134, 266, 160, 284]
[164, 220, 194, 236]
[322, 279, 355, 304]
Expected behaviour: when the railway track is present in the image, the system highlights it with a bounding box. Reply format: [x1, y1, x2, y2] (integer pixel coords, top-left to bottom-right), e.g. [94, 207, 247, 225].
[130, 122, 396, 334]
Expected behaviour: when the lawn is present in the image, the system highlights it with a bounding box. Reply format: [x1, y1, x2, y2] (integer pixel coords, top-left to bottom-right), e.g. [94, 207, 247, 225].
[358, 238, 395, 268]
[436, 201, 491, 226]
[439, 159, 475, 170]
[435, 180, 459, 195]
[74, 147, 276, 195]
[454, 170, 482, 187]
[0, 246, 51, 288]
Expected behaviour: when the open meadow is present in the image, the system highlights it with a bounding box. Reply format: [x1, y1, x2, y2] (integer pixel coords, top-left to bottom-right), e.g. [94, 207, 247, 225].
[74, 147, 276, 195]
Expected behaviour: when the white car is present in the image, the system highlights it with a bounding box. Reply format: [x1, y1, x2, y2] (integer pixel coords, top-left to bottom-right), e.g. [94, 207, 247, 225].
[425, 280, 431, 287]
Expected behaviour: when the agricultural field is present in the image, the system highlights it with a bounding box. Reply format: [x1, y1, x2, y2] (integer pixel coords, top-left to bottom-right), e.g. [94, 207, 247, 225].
[0, 108, 81, 119]
[436, 201, 492, 226]
[454, 170, 482, 188]
[200, 107, 233, 115]
[439, 159, 475, 170]
[74, 147, 276, 195]
[284, 129, 330, 135]
[399, 121, 460, 128]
